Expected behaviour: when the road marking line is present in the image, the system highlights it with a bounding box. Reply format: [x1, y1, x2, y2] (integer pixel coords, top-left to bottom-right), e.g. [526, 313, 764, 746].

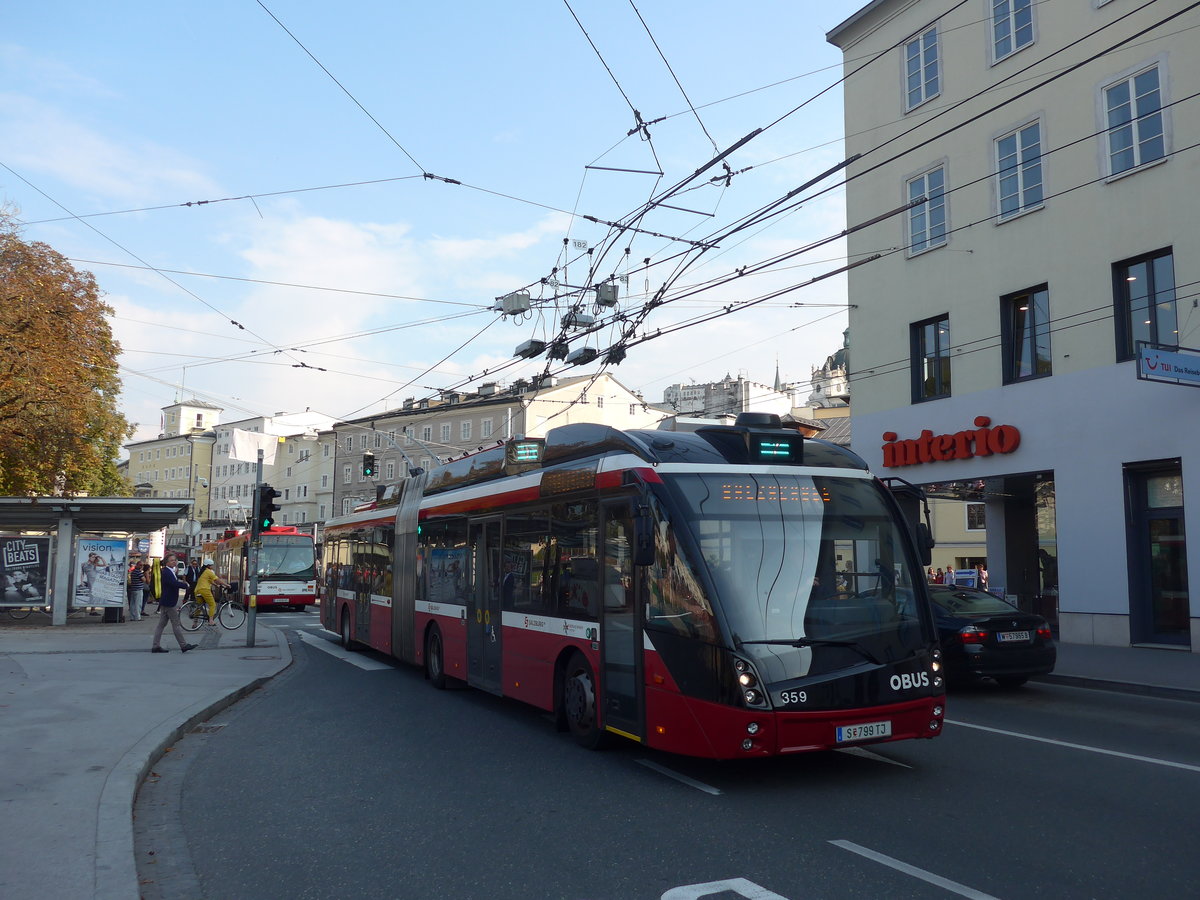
[836, 746, 913, 768]
[637, 759, 722, 795]
[947, 719, 1200, 773]
[830, 840, 1001, 900]
[296, 630, 391, 670]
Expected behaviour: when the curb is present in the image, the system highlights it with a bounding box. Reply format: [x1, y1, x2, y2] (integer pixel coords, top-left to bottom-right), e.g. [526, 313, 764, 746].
[94, 628, 294, 900]
[1034, 672, 1200, 704]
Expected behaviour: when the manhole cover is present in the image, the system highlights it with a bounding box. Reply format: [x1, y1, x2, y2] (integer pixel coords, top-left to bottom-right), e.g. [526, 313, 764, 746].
[240, 655, 279, 660]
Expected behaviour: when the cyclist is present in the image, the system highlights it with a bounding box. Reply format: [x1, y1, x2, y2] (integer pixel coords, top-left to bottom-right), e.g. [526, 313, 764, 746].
[192, 558, 232, 626]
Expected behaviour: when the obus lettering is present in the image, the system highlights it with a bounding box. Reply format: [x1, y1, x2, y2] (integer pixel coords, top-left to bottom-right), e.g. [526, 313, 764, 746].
[890, 671, 930, 691]
[881, 416, 1021, 468]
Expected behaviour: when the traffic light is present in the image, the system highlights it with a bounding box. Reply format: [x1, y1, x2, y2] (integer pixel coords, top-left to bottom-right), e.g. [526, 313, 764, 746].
[362, 451, 376, 478]
[256, 483, 281, 534]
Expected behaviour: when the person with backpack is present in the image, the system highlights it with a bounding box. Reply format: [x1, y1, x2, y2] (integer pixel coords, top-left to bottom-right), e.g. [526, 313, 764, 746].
[151, 552, 197, 654]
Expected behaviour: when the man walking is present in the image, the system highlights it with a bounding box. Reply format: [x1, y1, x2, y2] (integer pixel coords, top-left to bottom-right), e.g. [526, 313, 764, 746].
[151, 552, 197, 654]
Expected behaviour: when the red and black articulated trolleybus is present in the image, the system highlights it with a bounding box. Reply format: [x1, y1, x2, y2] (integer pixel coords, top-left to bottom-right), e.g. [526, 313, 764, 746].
[321, 413, 946, 759]
[214, 526, 319, 612]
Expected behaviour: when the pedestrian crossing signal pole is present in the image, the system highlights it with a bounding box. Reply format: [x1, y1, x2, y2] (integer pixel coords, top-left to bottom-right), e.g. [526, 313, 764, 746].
[247, 449, 263, 648]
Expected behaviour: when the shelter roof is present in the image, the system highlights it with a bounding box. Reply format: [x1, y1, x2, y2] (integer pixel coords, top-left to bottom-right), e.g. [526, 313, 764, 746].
[0, 497, 193, 534]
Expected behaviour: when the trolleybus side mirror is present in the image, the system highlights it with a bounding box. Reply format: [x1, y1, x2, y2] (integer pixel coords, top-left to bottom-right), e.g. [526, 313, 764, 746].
[633, 505, 655, 567]
[882, 477, 935, 567]
[915, 522, 934, 568]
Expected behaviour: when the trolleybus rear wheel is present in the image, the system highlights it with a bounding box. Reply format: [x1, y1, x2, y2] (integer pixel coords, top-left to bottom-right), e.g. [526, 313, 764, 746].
[340, 609, 355, 650]
[561, 652, 607, 750]
[425, 625, 447, 689]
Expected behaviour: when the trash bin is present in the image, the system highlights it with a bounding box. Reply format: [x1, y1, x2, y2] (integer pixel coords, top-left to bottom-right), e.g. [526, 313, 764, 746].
[103, 607, 125, 623]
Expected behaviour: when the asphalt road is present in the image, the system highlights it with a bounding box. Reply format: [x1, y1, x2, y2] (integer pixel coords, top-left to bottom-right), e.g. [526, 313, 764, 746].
[135, 617, 1200, 900]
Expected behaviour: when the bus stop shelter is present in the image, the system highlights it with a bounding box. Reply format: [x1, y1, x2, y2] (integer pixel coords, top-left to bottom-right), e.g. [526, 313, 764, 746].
[0, 497, 192, 625]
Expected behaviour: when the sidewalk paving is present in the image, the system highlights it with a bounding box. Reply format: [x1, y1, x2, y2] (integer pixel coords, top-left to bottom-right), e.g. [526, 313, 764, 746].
[0, 610, 291, 900]
[0, 611, 1196, 900]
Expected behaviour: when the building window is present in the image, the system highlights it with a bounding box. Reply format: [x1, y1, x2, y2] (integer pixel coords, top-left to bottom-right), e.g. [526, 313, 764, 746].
[374, 433, 382, 449]
[1114, 248, 1177, 361]
[341, 498, 353, 515]
[1001, 285, 1052, 383]
[321, 474, 329, 488]
[386, 460, 395, 480]
[323, 443, 331, 458]
[461, 420, 472, 441]
[904, 27, 939, 111]
[596, 396, 604, 408]
[996, 121, 1042, 219]
[966, 503, 986, 531]
[907, 166, 947, 254]
[421, 426, 432, 442]
[911, 315, 951, 402]
[319, 504, 327, 519]
[992, 0, 1034, 61]
[343, 464, 352, 485]
[359, 434, 368, 450]
[1104, 66, 1165, 176]
[481, 418, 493, 438]
[440, 423, 451, 443]
[344, 436, 353, 452]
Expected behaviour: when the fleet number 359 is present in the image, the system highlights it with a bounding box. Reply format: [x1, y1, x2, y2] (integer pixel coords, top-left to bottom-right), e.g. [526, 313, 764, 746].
[778, 690, 808, 705]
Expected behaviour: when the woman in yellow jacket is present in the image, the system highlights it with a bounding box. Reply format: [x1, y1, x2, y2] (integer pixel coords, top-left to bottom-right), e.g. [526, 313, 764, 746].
[194, 558, 231, 625]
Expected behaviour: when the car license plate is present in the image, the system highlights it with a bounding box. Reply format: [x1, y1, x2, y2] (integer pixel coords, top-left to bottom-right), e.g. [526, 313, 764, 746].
[997, 630, 1030, 642]
[836, 720, 892, 743]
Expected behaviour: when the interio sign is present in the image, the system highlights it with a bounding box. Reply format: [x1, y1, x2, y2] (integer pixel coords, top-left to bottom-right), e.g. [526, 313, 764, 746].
[882, 416, 1020, 469]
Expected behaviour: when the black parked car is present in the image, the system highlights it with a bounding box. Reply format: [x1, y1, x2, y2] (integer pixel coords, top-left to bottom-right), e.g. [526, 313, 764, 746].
[928, 585, 1056, 687]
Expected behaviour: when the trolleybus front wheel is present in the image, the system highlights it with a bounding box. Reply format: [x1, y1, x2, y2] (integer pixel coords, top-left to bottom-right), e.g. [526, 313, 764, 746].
[339, 609, 355, 650]
[425, 625, 447, 689]
[561, 651, 607, 750]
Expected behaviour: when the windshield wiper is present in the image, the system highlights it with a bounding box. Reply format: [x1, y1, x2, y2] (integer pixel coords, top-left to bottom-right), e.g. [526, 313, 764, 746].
[738, 638, 881, 665]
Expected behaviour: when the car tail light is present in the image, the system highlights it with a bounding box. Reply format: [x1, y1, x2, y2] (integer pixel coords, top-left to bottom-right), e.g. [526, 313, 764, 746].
[1036, 626, 1052, 641]
[959, 625, 988, 644]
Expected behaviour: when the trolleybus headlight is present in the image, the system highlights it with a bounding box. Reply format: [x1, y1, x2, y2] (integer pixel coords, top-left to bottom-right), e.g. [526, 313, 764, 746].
[747, 722, 760, 735]
[933, 705, 944, 717]
[742, 738, 754, 751]
[734, 658, 749, 674]
[931, 660, 942, 673]
[933, 676, 943, 689]
[744, 689, 761, 705]
[929, 720, 941, 731]
[738, 672, 756, 688]
[932, 647, 942, 661]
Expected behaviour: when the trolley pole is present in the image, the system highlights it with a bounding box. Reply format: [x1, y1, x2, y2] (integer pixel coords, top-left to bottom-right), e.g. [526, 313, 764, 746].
[247, 449, 262, 648]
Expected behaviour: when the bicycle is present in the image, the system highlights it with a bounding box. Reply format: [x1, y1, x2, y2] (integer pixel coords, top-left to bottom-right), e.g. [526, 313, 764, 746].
[180, 587, 246, 631]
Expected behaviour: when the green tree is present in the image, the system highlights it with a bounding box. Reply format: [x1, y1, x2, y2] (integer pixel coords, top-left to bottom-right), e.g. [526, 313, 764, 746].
[0, 213, 134, 496]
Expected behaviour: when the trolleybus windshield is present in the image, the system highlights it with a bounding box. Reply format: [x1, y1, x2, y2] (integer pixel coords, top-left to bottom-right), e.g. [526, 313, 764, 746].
[258, 535, 317, 579]
[660, 472, 930, 678]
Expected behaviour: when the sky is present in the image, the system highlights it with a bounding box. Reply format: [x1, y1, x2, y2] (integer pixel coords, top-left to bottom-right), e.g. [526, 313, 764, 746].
[2, 1, 868, 448]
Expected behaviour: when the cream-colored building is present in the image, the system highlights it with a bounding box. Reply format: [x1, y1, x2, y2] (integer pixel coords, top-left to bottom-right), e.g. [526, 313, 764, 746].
[332, 374, 659, 515]
[125, 399, 220, 551]
[828, 0, 1199, 649]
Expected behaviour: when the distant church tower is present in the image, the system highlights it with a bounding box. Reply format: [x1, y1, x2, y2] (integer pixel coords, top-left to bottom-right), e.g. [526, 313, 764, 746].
[807, 329, 850, 407]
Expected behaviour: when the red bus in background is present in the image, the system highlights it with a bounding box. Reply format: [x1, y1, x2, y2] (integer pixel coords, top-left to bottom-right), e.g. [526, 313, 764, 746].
[321, 416, 945, 760]
[214, 526, 319, 612]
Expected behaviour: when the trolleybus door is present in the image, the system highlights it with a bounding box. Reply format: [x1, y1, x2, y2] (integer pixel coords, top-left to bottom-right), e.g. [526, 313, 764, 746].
[467, 519, 503, 695]
[600, 502, 643, 741]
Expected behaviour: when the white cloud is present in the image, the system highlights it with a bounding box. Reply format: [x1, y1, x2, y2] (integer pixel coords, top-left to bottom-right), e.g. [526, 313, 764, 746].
[0, 94, 218, 205]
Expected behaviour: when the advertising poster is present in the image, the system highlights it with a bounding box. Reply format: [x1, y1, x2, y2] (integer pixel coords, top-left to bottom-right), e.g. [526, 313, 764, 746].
[1, 535, 51, 607]
[75, 538, 129, 608]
